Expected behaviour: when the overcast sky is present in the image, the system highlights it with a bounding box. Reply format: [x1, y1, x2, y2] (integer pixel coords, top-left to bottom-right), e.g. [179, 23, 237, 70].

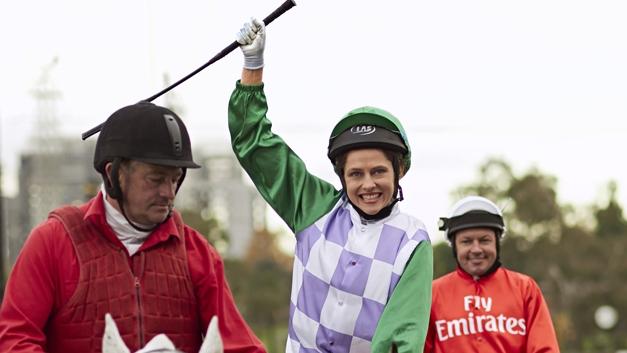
[1, 0, 626, 243]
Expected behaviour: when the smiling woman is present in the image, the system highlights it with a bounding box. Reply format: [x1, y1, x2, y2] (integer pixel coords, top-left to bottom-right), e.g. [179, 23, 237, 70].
[340, 149, 397, 216]
[228, 17, 434, 353]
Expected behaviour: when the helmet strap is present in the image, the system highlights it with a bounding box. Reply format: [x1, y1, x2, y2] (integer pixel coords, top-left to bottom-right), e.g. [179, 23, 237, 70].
[391, 157, 402, 202]
[480, 258, 502, 278]
[176, 168, 187, 193]
[117, 198, 160, 233]
[110, 158, 123, 198]
[102, 158, 123, 199]
[348, 197, 399, 221]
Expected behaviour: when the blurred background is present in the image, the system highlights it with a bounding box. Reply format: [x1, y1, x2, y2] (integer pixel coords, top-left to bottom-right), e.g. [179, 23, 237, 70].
[1, 0, 626, 351]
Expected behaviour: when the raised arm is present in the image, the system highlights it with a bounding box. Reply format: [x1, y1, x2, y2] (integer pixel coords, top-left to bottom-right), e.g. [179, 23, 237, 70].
[241, 68, 263, 85]
[228, 18, 341, 233]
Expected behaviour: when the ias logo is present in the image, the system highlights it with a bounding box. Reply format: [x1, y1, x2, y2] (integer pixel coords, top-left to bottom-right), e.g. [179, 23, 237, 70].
[351, 125, 376, 135]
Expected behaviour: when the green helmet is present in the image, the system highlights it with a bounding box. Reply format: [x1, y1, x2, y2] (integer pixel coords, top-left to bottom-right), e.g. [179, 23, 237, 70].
[327, 106, 411, 173]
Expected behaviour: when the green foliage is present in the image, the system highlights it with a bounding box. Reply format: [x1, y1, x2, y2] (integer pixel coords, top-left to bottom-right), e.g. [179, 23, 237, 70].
[223, 229, 292, 353]
[509, 171, 561, 224]
[225, 258, 291, 353]
[595, 181, 627, 238]
[450, 158, 627, 351]
[432, 242, 456, 279]
[179, 208, 228, 248]
[180, 208, 291, 353]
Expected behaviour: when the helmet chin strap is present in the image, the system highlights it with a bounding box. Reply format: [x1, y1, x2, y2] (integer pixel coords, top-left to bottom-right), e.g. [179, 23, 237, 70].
[117, 198, 162, 233]
[349, 197, 399, 221]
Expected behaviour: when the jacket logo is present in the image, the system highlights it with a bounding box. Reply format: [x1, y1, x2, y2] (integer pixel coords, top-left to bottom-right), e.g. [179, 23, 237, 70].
[351, 125, 376, 136]
[435, 295, 527, 342]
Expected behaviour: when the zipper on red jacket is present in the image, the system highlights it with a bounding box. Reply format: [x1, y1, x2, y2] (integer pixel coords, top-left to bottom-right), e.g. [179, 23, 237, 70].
[134, 276, 145, 346]
[133, 252, 146, 347]
[127, 250, 146, 348]
[135, 251, 147, 347]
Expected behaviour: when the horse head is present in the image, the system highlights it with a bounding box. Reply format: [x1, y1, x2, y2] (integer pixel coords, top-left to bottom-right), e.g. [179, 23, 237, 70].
[102, 313, 223, 353]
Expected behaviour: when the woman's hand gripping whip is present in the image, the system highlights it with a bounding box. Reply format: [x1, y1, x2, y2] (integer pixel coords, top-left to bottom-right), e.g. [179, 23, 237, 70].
[82, 0, 296, 140]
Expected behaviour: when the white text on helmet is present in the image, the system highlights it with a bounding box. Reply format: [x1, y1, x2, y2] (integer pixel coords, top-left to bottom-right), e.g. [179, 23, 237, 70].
[350, 125, 376, 135]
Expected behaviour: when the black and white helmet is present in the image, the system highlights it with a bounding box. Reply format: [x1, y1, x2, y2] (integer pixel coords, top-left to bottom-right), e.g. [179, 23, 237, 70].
[94, 102, 200, 199]
[439, 196, 506, 241]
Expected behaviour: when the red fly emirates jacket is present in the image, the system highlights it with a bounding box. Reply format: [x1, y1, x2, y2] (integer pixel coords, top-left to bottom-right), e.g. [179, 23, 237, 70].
[424, 267, 560, 353]
[0, 193, 266, 353]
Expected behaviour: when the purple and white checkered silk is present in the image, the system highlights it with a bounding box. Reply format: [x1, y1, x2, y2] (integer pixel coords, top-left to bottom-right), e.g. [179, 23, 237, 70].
[286, 199, 429, 353]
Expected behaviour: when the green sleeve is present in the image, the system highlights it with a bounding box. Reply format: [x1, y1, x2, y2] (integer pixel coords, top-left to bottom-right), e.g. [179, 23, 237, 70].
[228, 81, 342, 233]
[371, 241, 433, 353]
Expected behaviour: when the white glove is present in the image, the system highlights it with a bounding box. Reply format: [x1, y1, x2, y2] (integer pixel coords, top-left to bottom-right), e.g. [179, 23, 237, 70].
[236, 17, 265, 70]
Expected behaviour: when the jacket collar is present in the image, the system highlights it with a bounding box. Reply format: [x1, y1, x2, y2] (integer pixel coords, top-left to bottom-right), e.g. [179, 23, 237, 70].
[83, 192, 182, 253]
[455, 260, 502, 282]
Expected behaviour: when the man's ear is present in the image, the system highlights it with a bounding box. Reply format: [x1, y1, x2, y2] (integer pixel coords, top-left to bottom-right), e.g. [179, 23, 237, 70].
[105, 160, 128, 188]
[104, 160, 126, 199]
[104, 162, 114, 187]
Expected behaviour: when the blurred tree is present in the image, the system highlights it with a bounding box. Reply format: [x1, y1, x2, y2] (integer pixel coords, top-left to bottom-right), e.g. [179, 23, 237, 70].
[181, 207, 292, 353]
[595, 181, 627, 238]
[179, 208, 228, 249]
[510, 170, 561, 225]
[453, 158, 514, 202]
[225, 229, 292, 353]
[432, 242, 455, 279]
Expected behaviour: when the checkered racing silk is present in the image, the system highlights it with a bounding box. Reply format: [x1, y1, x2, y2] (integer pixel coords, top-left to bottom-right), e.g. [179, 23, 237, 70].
[286, 199, 429, 353]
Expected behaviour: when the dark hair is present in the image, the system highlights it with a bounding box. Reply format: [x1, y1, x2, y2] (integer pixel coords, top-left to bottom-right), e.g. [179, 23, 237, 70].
[334, 149, 404, 177]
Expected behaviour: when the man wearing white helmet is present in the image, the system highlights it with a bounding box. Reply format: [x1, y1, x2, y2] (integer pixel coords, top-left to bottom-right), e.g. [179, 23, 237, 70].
[423, 196, 560, 353]
[229, 18, 433, 353]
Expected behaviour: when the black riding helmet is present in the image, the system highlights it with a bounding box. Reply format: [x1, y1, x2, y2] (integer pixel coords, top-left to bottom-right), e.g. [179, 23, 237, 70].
[94, 102, 200, 230]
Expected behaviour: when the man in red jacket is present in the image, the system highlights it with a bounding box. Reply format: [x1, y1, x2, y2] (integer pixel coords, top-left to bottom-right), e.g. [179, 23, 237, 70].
[424, 196, 560, 353]
[0, 102, 266, 353]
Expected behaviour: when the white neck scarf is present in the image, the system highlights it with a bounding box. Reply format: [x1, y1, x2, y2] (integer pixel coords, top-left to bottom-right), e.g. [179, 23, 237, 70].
[101, 185, 152, 256]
